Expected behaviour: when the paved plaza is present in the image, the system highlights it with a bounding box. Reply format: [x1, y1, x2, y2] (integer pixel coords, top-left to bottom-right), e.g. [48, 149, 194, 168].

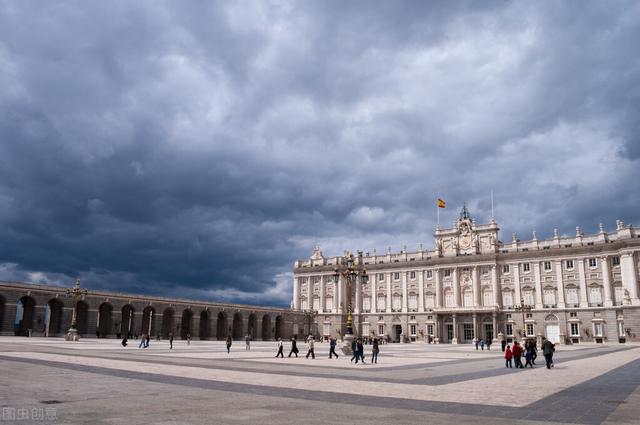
[1, 337, 639, 425]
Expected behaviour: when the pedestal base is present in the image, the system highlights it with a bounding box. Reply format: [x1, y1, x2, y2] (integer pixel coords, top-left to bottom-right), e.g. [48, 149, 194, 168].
[451, 338, 458, 344]
[340, 333, 354, 355]
[65, 328, 80, 341]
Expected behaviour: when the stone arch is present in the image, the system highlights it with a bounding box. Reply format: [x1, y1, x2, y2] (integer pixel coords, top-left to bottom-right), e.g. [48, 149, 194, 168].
[216, 312, 228, 340]
[76, 300, 89, 335]
[46, 298, 64, 336]
[232, 312, 243, 339]
[261, 314, 271, 340]
[248, 314, 257, 340]
[121, 304, 135, 338]
[180, 308, 193, 339]
[15, 296, 36, 336]
[274, 315, 283, 340]
[98, 303, 113, 337]
[161, 308, 175, 338]
[199, 310, 209, 340]
[142, 306, 156, 336]
[545, 314, 559, 322]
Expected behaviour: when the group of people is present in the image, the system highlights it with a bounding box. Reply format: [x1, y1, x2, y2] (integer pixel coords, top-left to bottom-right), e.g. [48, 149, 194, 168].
[274, 336, 380, 363]
[504, 338, 556, 369]
[473, 338, 492, 350]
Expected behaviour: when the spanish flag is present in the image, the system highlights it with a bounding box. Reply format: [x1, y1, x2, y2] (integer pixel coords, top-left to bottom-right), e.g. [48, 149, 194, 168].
[437, 198, 446, 209]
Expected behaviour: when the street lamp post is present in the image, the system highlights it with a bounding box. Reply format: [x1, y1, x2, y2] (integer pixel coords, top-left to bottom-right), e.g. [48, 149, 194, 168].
[514, 298, 532, 341]
[333, 251, 368, 354]
[304, 309, 318, 339]
[65, 279, 88, 341]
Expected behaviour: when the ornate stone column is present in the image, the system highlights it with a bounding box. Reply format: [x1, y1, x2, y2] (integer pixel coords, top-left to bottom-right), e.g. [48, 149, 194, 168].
[293, 277, 301, 310]
[435, 269, 443, 308]
[472, 313, 478, 340]
[452, 268, 460, 307]
[370, 273, 377, 314]
[452, 314, 458, 344]
[533, 262, 543, 309]
[472, 266, 481, 307]
[401, 272, 408, 313]
[555, 260, 566, 308]
[621, 252, 639, 304]
[386, 272, 392, 313]
[492, 312, 498, 344]
[319, 276, 326, 313]
[601, 256, 613, 307]
[355, 274, 362, 314]
[513, 263, 521, 304]
[491, 265, 501, 307]
[418, 270, 425, 312]
[577, 259, 589, 308]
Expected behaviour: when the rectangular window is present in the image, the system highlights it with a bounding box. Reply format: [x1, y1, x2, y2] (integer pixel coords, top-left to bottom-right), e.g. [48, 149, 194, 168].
[544, 261, 552, 271]
[502, 264, 510, 273]
[483, 291, 493, 306]
[410, 324, 416, 336]
[444, 269, 451, 277]
[376, 296, 386, 311]
[526, 323, 534, 336]
[426, 270, 433, 279]
[312, 298, 320, 310]
[392, 295, 402, 311]
[570, 312, 577, 318]
[506, 324, 513, 336]
[410, 271, 416, 280]
[463, 291, 473, 307]
[589, 258, 597, 268]
[566, 288, 579, 305]
[522, 263, 531, 272]
[614, 286, 624, 305]
[612, 256, 620, 266]
[543, 290, 556, 306]
[445, 293, 454, 307]
[463, 323, 474, 341]
[523, 290, 535, 306]
[393, 272, 400, 281]
[408, 294, 418, 311]
[325, 297, 333, 311]
[425, 295, 435, 308]
[362, 297, 371, 312]
[378, 273, 384, 281]
[378, 324, 385, 335]
[566, 259, 574, 270]
[594, 322, 603, 337]
[503, 292, 513, 307]
[589, 287, 602, 304]
[427, 324, 434, 336]
[573, 322, 581, 336]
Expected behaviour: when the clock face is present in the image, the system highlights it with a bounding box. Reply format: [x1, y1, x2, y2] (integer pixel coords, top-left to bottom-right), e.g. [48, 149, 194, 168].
[460, 235, 472, 249]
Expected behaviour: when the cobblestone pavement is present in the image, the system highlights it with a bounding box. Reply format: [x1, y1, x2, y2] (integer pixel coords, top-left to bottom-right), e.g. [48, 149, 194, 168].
[1, 337, 639, 425]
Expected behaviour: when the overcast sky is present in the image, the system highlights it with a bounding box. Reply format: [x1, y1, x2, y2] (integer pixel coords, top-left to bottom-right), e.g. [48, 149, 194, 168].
[0, 1, 639, 307]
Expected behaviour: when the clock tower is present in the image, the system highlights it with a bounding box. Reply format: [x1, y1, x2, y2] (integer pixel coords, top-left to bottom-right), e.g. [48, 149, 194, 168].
[435, 204, 499, 257]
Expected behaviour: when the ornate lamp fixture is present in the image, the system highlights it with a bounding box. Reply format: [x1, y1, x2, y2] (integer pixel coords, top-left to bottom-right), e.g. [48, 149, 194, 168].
[333, 251, 368, 341]
[65, 279, 88, 341]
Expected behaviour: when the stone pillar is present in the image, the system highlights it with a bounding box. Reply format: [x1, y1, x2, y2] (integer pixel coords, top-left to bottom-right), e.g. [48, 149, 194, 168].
[386, 273, 392, 313]
[492, 312, 498, 344]
[337, 275, 344, 314]
[401, 272, 408, 313]
[319, 277, 326, 313]
[434, 313, 440, 344]
[577, 259, 589, 308]
[451, 314, 458, 344]
[355, 274, 362, 314]
[513, 263, 521, 304]
[435, 269, 443, 308]
[621, 252, 639, 305]
[533, 262, 543, 309]
[555, 260, 566, 308]
[370, 274, 377, 314]
[601, 256, 613, 307]
[418, 270, 425, 312]
[452, 268, 460, 307]
[293, 277, 301, 310]
[472, 313, 478, 340]
[472, 266, 481, 307]
[491, 265, 501, 307]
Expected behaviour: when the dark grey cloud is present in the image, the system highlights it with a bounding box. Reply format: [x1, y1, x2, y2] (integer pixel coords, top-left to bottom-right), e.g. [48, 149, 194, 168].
[0, 1, 639, 306]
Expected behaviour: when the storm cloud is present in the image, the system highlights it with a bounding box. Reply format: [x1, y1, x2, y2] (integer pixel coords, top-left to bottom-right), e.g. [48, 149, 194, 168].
[0, 1, 639, 306]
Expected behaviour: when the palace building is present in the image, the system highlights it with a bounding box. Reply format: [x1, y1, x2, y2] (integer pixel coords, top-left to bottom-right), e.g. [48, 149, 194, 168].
[292, 206, 640, 344]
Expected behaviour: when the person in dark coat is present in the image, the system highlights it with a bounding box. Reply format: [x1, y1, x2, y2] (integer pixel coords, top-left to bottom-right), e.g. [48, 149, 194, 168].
[169, 333, 174, 349]
[542, 337, 556, 369]
[275, 338, 284, 358]
[356, 338, 366, 364]
[226, 335, 232, 354]
[329, 337, 339, 359]
[288, 337, 298, 357]
[121, 336, 128, 347]
[501, 339, 507, 352]
[350, 339, 358, 362]
[371, 338, 380, 364]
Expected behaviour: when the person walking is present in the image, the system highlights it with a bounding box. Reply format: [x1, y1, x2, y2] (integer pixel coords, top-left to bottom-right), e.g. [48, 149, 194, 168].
[542, 337, 556, 369]
[486, 339, 492, 350]
[187, 333, 191, 345]
[474, 338, 479, 350]
[305, 336, 315, 359]
[350, 339, 358, 363]
[504, 344, 513, 368]
[138, 333, 146, 349]
[512, 341, 523, 368]
[288, 337, 299, 357]
[356, 338, 366, 364]
[275, 338, 284, 358]
[121, 336, 128, 347]
[501, 339, 507, 352]
[524, 345, 535, 368]
[531, 340, 538, 365]
[169, 333, 174, 349]
[245, 334, 251, 351]
[226, 335, 232, 354]
[480, 339, 485, 351]
[145, 334, 150, 348]
[371, 338, 379, 364]
[329, 337, 339, 359]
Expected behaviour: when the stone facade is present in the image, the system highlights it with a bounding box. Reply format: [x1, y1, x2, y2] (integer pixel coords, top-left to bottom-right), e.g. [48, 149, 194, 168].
[293, 207, 640, 344]
[0, 281, 304, 340]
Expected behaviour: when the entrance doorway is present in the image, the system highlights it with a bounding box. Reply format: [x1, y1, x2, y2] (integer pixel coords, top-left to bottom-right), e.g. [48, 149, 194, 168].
[484, 323, 494, 341]
[446, 324, 454, 342]
[393, 324, 402, 342]
[545, 324, 560, 343]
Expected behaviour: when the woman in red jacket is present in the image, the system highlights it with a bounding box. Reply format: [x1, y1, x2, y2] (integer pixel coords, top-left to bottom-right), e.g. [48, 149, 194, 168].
[504, 345, 513, 368]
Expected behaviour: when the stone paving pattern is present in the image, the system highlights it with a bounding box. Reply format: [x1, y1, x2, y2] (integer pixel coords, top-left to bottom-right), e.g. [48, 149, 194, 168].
[1, 337, 639, 425]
